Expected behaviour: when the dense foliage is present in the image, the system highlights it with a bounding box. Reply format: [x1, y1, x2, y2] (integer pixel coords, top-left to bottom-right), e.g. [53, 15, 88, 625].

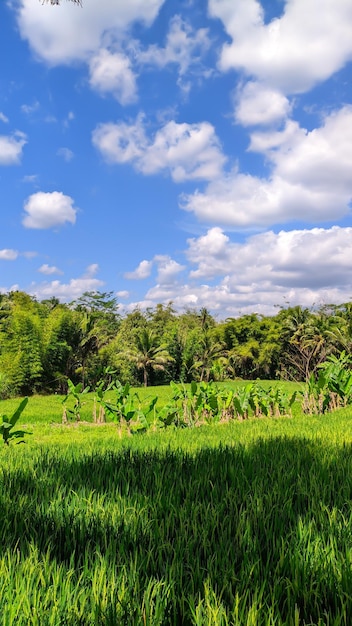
[1, 290, 351, 397]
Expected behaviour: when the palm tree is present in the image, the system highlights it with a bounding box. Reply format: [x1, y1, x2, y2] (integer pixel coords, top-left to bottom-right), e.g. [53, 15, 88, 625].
[193, 332, 227, 382]
[128, 328, 174, 386]
[281, 306, 335, 381]
[326, 303, 352, 354]
[76, 312, 99, 387]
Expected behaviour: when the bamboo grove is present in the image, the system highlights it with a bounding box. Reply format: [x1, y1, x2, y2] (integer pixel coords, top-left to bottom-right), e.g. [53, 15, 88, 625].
[1, 290, 352, 398]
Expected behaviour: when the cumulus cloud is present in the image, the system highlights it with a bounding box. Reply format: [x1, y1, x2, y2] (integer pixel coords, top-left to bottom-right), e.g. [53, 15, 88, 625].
[187, 226, 352, 287]
[15, 0, 165, 65]
[22, 191, 77, 229]
[38, 264, 63, 275]
[154, 255, 185, 284]
[93, 115, 225, 182]
[89, 49, 137, 104]
[125, 259, 153, 280]
[0, 132, 26, 165]
[0, 112, 9, 123]
[182, 106, 352, 227]
[0, 249, 19, 261]
[127, 226, 352, 317]
[125, 255, 184, 284]
[209, 0, 352, 94]
[234, 81, 292, 126]
[30, 264, 104, 302]
[140, 281, 351, 318]
[135, 15, 210, 77]
[116, 290, 130, 299]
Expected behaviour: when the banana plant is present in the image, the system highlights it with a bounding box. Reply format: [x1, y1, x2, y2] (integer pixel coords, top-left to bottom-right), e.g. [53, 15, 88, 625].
[100, 379, 155, 432]
[62, 379, 90, 422]
[219, 388, 235, 420]
[0, 397, 31, 445]
[233, 384, 253, 419]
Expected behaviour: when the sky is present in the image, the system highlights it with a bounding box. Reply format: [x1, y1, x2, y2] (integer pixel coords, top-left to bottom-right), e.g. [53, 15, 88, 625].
[1, 0, 352, 319]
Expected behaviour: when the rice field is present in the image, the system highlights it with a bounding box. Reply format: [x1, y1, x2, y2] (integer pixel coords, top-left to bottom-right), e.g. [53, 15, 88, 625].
[1, 386, 352, 625]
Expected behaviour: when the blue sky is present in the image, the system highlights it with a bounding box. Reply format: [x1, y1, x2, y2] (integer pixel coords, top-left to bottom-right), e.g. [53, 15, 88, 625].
[1, 0, 352, 318]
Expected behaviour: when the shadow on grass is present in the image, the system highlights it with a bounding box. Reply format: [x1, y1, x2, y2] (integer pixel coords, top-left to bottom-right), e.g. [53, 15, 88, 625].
[2, 436, 352, 623]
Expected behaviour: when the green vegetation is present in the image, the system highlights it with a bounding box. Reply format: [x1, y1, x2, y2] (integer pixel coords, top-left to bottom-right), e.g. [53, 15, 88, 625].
[2, 291, 352, 398]
[0, 397, 31, 445]
[2, 292, 352, 623]
[1, 379, 352, 624]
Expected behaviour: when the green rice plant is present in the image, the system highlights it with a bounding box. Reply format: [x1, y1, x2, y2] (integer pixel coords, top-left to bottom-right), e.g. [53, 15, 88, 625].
[189, 580, 229, 625]
[3, 434, 352, 623]
[0, 396, 31, 445]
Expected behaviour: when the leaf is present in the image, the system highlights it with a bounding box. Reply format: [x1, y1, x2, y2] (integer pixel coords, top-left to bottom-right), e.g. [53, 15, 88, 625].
[10, 397, 29, 427]
[67, 379, 76, 393]
[10, 430, 32, 440]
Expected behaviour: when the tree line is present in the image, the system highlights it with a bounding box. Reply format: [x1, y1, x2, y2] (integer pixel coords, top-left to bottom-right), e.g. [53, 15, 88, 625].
[0, 290, 351, 398]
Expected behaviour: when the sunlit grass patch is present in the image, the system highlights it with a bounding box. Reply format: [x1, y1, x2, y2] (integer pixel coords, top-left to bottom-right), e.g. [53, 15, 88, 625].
[2, 387, 352, 624]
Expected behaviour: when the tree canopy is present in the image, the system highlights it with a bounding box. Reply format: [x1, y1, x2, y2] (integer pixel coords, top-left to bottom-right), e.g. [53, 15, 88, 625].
[0, 290, 350, 397]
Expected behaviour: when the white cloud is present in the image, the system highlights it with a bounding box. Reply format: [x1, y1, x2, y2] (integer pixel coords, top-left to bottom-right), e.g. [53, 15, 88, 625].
[57, 147, 74, 162]
[125, 255, 184, 284]
[93, 116, 225, 182]
[0, 249, 19, 261]
[135, 15, 210, 77]
[125, 259, 153, 280]
[89, 49, 137, 105]
[183, 106, 352, 227]
[0, 112, 9, 123]
[187, 226, 352, 287]
[21, 101, 40, 115]
[128, 226, 352, 317]
[154, 255, 185, 284]
[272, 107, 352, 193]
[234, 81, 292, 126]
[30, 265, 104, 302]
[22, 191, 77, 229]
[0, 284, 20, 295]
[141, 281, 351, 318]
[209, 0, 352, 94]
[116, 290, 130, 299]
[84, 263, 99, 277]
[0, 132, 26, 165]
[16, 0, 165, 65]
[248, 119, 303, 153]
[38, 264, 63, 275]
